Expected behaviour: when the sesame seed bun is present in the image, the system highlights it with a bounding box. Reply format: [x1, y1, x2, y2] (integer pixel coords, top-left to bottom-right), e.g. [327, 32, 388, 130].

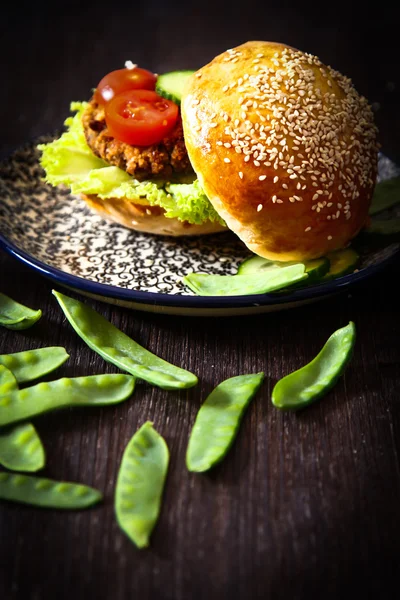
[81, 194, 227, 236]
[181, 41, 379, 261]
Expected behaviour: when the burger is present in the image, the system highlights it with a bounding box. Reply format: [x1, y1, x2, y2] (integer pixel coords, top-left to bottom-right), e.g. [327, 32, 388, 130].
[39, 41, 379, 261]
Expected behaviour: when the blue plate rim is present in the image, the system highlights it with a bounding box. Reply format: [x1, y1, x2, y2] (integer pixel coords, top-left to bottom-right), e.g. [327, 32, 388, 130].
[1, 231, 399, 309]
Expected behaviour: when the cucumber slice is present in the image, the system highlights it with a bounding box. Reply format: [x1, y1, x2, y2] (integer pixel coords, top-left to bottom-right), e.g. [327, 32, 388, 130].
[237, 255, 277, 275]
[156, 70, 196, 105]
[237, 255, 330, 282]
[369, 177, 400, 216]
[321, 248, 360, 281]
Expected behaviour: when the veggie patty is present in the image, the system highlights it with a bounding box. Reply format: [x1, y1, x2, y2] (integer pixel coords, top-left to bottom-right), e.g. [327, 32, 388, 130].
[82, 98, 193, 181]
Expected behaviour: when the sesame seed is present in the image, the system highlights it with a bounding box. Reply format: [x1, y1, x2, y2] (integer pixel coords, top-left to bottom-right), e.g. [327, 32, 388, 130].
[273, 176, 279, 183]
[224, 158, 231, 163]
[259, 175, 267, 181]
[272, 195, 277, 202]
[305, 226, 312, 232]
[327, 235, 333, 240]
[239, 171, 243, 179]
[257, 204, 263, 211]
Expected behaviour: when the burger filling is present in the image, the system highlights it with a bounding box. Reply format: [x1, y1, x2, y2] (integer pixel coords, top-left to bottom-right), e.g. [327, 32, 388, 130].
[38, 102, 224, 227]
[82, 98, 193, 181]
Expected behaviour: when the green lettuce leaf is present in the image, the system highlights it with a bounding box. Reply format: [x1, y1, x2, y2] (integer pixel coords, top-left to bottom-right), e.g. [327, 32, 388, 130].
[38, 102, 224, 226]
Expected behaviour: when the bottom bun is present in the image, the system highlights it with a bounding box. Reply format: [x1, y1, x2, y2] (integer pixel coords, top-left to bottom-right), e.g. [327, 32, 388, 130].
[81, 194, 227, 236]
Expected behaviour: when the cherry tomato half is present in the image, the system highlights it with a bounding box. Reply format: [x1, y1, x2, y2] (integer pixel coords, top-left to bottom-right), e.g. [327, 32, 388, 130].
[105, 89, 179, 146]
[94, 67, 157, 105]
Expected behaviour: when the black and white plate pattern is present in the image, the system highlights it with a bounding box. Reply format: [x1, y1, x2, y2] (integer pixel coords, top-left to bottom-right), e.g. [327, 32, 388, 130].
[1, 137, 399, 316]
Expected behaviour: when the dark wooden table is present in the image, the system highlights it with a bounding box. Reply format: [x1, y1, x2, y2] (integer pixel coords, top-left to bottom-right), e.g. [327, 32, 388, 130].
[1, 3, 400, 599]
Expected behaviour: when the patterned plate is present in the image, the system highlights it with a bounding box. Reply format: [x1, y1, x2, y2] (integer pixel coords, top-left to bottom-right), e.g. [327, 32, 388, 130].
[1, 137, 399, 316]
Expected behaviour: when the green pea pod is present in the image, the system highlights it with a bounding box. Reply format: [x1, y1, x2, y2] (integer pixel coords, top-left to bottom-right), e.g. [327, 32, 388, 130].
[52, 290, 198, 391]
[271, 321, 356, 411]
[0, 471, 102, 509]
[115, 421, 169, 549]
[0, 364, 18, 395]
[0, 366, 46, 471]
[186, 373, 265, 472]
[0, 347, 69, 384]
[0, 373, 135, 427]
[369, 176, 400, 216]
[182, 264, 307, 296]
[0, 293, 42, 330]
[365, 218, 400, 236]
[0, 422, 46, 472]
[237, 254, 330, 282]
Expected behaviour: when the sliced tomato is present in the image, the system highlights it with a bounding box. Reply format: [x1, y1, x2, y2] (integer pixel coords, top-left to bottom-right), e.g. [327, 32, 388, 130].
[104, 89, 179, 146]
[94, 67, 157, 105]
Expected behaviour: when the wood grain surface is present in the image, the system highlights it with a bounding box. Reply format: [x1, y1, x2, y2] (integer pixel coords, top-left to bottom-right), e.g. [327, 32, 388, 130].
[1, 3, 400, 599]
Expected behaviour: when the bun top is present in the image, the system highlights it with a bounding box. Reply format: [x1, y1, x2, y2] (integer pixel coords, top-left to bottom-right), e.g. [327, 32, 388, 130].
[181, 41, 378, 261]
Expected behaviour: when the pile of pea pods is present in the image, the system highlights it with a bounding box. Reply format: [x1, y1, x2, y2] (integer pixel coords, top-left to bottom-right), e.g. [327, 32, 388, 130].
[0, 290, 356, 548]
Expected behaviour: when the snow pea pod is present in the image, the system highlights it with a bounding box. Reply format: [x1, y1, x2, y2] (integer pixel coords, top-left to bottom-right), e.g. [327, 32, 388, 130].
[115, 421, 169, 549]
[182, 264, 307, 296]
[0, 364, 18, 395]
[186, 373, 265, 472]
[0, 366, 46, 471]
[0, 347, 69, 384]
[271, 321, 356, 411]
[369, 176, 400, 216]
[0, 373, 135, 427]
[0, 471, 102, 509]
[237, 254, 329, 282]
[366, 217, 400, 236]
[0, 293, 42, 330]
[0, 422, 46, 472]
[52, 290, 198, 390]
